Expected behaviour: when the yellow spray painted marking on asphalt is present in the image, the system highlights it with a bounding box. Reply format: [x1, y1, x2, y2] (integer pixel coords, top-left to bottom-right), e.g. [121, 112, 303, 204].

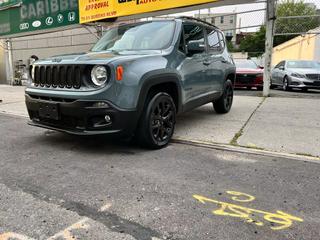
[47, 218, 90, 240]
[0, 233, 36, 240]
[0, 218, 90, 240]
[0, 201, 112, 240]
[193, 191, 303, 230]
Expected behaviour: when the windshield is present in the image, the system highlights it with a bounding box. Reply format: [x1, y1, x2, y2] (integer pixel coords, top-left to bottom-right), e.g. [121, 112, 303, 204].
[234, 59, 259, 69]
[286, 61, 320, 69]
[92, 21, 176, 52]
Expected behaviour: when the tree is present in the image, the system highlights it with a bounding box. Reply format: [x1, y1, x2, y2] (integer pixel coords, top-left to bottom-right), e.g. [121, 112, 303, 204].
[226, 40, 235, 52]
[274, 0, 319, 46]
[239, 26, 266, 57]
[238, 0, 319, 54]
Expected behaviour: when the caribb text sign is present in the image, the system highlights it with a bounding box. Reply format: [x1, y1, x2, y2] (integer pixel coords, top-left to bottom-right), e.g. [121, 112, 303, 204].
[79, 0, 219, 23]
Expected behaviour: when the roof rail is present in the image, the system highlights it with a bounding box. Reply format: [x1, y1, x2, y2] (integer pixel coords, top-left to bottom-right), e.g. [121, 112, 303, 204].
[139, 16, 218, 29]
[178, 16, 218, 29]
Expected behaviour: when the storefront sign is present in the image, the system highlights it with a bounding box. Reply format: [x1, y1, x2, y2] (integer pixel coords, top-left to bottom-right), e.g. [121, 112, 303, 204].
[79, 0, 220, 23]
[0, 0, 79, 37]
[0, 0, 22, 11]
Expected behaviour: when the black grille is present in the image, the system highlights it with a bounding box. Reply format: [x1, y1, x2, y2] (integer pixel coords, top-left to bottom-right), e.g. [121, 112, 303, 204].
[236, 74, 258, 84]
[304, 81, 320, 86]
[33, 65, 82, 89]
[306, 74, 320, 80]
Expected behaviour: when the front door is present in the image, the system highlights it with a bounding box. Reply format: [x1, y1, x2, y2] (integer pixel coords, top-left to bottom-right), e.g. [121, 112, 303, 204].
[179, 23, 208, 104]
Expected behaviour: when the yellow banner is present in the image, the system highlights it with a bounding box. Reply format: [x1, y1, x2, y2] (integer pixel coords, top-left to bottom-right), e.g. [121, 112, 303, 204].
[79, 0, 219, 24]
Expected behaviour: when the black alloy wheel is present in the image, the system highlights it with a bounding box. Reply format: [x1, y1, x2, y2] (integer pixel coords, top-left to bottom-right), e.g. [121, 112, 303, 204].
[137, 92, 176, 149]
[150, 98, 175, 143]
[214, 79, 234, 114]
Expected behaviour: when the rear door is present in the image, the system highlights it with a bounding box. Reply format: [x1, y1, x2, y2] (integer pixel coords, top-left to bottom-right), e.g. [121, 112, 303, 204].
[203, 27, 225, 92]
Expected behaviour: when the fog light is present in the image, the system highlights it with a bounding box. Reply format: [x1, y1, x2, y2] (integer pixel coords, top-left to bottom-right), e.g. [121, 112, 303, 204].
[92, 102, 109, 108]
[105, 115, 111, 123]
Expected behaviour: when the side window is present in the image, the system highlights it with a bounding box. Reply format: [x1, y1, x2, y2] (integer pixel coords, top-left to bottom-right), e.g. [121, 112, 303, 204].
[206, 28, 221, 53]
[218, 31, 226, 50]
[178, 31, 186, 53]
[184, 23, 205, 56]
[276, 61, 285, 69]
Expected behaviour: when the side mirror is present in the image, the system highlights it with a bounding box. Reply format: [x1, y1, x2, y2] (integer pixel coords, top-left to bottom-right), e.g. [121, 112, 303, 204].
[259, 66, 264, 69]
[187, 40, 205, 55]
[279, 66, 285, 71]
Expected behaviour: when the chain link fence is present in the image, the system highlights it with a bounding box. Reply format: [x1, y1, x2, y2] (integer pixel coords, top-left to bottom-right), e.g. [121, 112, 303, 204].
[194, 0, 320, 60]
[275, 0, 320, 36]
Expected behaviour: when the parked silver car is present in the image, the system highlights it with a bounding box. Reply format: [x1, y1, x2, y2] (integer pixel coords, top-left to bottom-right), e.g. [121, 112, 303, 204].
[271, 60, 320, 91]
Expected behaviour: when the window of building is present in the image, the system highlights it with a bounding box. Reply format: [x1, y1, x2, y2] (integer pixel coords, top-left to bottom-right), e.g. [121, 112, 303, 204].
[220, 16, 224, 24]
[230, 16, 234, 24]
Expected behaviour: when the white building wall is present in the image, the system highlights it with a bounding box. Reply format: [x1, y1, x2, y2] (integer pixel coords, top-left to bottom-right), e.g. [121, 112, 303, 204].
[10, 26, 98, 64]
[314, 34, 320, 61]
[194, 13, 237, 43]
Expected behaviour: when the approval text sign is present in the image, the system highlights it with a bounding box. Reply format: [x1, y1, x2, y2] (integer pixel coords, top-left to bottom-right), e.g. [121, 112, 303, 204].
[79, 0, 220, 23]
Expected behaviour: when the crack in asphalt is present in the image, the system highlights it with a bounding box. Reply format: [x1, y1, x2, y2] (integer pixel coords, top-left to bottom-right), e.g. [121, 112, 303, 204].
[0, 178, 172, 240]
[230, 97, 266, 146]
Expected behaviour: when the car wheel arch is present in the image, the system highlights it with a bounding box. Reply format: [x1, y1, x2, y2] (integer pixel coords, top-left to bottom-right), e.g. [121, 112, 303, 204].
[137, 72, 182, 117]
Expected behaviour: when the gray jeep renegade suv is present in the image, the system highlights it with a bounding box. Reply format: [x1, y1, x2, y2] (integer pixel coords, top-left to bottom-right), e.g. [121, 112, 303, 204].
[26, 17, 236, 149]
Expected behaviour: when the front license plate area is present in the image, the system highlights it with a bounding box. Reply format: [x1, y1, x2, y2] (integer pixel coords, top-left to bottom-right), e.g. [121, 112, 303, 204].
[39, 102, 60, 120]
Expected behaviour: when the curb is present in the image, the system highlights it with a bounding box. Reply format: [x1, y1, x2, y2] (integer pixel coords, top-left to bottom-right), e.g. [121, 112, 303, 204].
[1, 111, 319, 163]
[172, 138, 320, 163]
[0, 111, 28, 119]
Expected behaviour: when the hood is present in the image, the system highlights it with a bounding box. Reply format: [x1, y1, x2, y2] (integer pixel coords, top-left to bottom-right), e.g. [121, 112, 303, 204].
[287, 68, 320, 74]
[236, 68, 263, 74]
[34, 50, 162, 65]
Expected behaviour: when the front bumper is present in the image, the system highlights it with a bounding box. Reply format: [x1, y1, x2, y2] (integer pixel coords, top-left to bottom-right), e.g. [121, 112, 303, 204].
[289, 77, 320, 89]
[235, 83, 263, 88]
[25, 94, 139, 136]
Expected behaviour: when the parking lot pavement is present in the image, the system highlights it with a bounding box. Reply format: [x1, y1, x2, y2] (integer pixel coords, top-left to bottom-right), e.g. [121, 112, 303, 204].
[1, 85, 319, 157]
[175, 96, 263, 144]
[0, 183, 137, 240]
[238, 96, 320, 157]
[0, 114, 320, 240]
[0, 85, 27, 117]
[235, 88, 320, 99]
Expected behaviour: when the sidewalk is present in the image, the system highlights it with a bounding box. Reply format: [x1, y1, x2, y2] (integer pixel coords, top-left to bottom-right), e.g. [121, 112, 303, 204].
[1, 85, 319, 157]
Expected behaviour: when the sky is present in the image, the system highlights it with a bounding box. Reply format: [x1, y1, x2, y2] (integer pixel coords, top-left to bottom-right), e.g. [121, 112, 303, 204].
[170, 0, 320, 32]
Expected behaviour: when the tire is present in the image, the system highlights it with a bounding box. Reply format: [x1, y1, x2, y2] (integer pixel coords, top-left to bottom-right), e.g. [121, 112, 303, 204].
[213, 80, 234, 114]
[246, 86, 252, 90]
[136, 92, 176, 149]
[302, 88, 308, 92]
[283, 77, 291, 91]
[257, 86, 263, 91]
[270, 79, 276, 89]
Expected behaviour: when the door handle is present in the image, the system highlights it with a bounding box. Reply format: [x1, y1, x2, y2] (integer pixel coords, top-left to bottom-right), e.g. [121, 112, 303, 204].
[203, 61, 210, 66]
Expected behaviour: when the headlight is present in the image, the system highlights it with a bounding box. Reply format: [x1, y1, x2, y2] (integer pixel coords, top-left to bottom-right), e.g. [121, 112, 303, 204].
[91, 65, 108, 86]
[291, 73, 305, 78]
[31, 66, 35, 80]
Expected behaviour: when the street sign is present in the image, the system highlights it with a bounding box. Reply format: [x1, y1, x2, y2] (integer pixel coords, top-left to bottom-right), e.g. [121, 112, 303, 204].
[79, 0, 220, 24]
[0, 0, 79, 37]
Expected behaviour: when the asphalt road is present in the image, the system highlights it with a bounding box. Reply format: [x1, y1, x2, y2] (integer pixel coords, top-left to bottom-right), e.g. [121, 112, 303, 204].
[0, 114, 319, 240]
[235, 87, 320, 99]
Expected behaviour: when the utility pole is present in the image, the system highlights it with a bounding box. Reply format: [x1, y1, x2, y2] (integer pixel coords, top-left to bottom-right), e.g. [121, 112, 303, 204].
[5, 39, 14, 85]
[263, 0, 276, 97]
